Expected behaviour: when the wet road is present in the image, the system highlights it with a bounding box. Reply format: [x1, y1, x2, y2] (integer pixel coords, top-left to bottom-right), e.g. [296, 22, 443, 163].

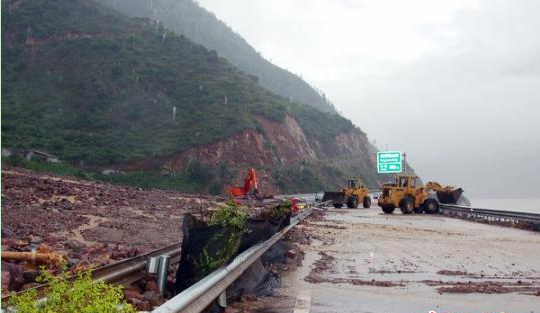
[278, 207, 540, 313]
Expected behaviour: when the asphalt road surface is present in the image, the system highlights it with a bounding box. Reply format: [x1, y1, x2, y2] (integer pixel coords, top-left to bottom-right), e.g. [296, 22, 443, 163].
[277, 206, 540, 313]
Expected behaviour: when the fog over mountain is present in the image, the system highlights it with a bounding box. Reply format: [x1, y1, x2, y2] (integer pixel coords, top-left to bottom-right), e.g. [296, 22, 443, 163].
[198, 0, 540, 198]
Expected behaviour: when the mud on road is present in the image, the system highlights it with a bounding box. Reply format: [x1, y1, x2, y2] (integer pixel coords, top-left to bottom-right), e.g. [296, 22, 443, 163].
[261, 207, 540, 313]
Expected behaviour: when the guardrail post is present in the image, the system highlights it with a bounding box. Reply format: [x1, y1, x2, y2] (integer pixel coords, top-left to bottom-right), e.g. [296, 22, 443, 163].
[157, 255, 171, 297]
[146, 256, 160, 274]
[217, 291, 227, 307]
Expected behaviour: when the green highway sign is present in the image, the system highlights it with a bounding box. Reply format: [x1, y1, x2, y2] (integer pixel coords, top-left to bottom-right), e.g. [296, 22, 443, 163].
[377, 151, 402, 173]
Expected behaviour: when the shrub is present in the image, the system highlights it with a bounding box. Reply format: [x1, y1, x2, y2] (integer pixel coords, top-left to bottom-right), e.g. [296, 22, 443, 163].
[8, 270, 136, 313]
[269, 199, 292, 220]
[209, 201, 248, 231]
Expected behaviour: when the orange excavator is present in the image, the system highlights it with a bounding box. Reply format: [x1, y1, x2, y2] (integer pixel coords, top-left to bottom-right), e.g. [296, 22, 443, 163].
[227, 168, 259, 198]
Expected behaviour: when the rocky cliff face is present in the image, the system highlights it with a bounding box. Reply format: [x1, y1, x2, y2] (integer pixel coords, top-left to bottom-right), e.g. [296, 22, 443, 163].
[162, 115, 318, 169]
[118, 114, 380, 193]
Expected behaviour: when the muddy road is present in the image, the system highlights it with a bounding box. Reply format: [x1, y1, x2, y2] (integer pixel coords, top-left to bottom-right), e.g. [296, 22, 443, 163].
[267, 207, 540, 313]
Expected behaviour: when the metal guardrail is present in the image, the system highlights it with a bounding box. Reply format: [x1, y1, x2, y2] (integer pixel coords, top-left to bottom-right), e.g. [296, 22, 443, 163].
[1, 243, 182, 303]
[439, 204, 540, 229]
[152, 209, 312, 313]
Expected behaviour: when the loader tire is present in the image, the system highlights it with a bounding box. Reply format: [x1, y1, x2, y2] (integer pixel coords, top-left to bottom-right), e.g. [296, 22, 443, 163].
[381, 206, 395, 214]
[333, 202, 343, 209]
[400, 196, 414, 214]
[347, 196, 359, 209]
[363, 196, 371, 208]
[423, 198, 439, 214]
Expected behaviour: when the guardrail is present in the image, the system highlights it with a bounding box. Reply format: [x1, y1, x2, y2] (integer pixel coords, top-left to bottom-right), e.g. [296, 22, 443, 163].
[152, 209, 312, 313]
[1, 243, 182, 303]
[439, 204, 540, 231]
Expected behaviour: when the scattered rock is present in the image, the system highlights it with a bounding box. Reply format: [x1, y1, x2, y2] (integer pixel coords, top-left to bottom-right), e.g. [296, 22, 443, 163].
[124, 288, 144, 302]
[1, 271, 11, 295]
[59, 198, 73, 210]
[1, 261, 25, 290]
[2, 228, 17, 238]
[65, 239, 86, 252]
[145, 280, 160, 293]
[0, 167, 284, 295]
[1, 238, 22, 249]
[129, 298, 153, 311]
[286, 249, 297, 259]
[23, 270, 39, 283]
[437, 270, 469, 276]
[30, 235, 43, 244]
[143, 290, 165, 306]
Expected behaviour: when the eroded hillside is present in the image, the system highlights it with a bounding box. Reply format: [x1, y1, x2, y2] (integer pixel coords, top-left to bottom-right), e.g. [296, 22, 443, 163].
[2, 0, 386, 193]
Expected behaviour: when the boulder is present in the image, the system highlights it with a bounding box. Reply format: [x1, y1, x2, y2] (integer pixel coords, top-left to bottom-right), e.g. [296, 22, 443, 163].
[1, 261, 25, 290]
[65, 239, 86, 252]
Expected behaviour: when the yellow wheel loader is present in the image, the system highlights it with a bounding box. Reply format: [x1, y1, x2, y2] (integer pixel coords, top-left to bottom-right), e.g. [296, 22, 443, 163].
[378, 175, 463, 214]
[322, 179, 371, 209]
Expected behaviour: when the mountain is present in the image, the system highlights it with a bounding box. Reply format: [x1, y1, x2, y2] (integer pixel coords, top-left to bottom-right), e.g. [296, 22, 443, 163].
[2, 0, 385, 194]
[96, 0, 337, 114]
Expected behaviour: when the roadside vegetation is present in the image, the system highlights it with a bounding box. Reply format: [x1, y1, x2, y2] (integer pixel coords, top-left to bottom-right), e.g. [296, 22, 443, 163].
[2, 156, 233, 194]
[3, 155, 371, 194]
[8, 270, 136, 313]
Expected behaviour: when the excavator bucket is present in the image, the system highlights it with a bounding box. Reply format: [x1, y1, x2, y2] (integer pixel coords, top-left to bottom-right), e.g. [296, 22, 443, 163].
[322, 191, 346, 203]
[436, 188, 464, 204]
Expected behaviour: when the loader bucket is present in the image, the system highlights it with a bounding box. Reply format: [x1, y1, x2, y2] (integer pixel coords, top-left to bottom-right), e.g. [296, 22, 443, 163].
[322, 191, 346, 203]
[436, 188, 463, 204]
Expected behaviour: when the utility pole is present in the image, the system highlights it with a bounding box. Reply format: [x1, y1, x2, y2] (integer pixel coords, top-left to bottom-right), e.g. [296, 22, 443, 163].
[402, 152, 407, 173]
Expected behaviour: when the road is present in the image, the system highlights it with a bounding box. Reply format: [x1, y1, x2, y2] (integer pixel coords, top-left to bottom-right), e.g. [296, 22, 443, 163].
[274, 206, 540, 313]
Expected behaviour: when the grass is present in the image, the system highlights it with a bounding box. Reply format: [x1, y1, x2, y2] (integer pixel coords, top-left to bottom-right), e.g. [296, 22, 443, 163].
[2, 156, 230, 194]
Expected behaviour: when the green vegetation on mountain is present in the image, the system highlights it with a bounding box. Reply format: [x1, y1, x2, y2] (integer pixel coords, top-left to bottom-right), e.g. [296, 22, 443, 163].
[1, 0, 379, 192]
[95, 0, 337, 113]
[2, 0, 293, 164]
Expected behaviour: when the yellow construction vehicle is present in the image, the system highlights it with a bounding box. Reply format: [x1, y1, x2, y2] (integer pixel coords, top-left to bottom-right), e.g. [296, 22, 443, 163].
[378, 175, 463, 214]
[322, 179, 371, 209]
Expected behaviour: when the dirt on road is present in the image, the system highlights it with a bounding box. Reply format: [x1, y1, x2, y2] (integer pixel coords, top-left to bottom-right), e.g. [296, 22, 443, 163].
[262, 206, 540, 313]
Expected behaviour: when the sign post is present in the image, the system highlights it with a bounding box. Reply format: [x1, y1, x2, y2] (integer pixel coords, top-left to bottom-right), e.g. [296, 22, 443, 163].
[377, 151, 402, 173]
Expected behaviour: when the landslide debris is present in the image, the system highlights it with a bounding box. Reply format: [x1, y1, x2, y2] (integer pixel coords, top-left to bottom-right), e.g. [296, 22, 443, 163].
[1, 166, 283, 297]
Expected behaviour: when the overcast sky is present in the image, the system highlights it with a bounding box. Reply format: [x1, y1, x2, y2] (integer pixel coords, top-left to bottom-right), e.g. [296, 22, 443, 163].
[197, 0, 540, 199]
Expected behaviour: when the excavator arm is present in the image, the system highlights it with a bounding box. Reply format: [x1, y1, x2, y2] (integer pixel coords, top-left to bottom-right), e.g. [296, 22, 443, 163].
[228, 168, 259, 197]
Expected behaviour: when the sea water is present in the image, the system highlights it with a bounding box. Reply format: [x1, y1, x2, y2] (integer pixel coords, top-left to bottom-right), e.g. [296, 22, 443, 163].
[471, 198, 540, 214]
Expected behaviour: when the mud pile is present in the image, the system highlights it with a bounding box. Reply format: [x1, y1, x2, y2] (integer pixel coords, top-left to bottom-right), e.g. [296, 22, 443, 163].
[1, 166, 281, 298]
